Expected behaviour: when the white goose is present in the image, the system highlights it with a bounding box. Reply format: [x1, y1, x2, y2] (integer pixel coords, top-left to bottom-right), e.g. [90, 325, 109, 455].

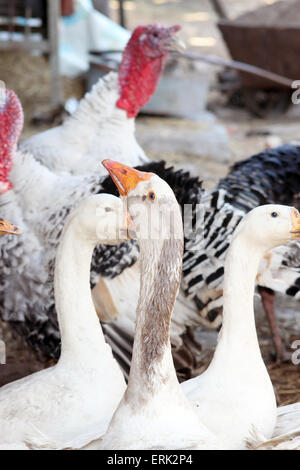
[181, 204, 300, 449]
[0, 194, 127, 449]
[85, 161, 222, 450]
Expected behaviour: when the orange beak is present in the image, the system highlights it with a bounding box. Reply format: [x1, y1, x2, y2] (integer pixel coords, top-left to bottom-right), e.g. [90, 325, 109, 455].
[0, 219, 22, 235]
[102, 160, 153, 196]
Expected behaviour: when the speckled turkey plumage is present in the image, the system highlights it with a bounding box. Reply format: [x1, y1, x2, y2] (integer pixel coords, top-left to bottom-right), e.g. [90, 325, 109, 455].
[218, 144, 300, 211]
[0, 154, 139, 359]
[182, 144, 300, 325]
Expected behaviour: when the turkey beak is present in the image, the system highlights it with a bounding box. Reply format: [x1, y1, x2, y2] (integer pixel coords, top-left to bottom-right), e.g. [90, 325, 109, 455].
[290, 208, 300, 239]
[0, 219, 22, 235]
[102, 160, 152, 196]
[162, 25, 185, 53]
[162, 36, 185, 53]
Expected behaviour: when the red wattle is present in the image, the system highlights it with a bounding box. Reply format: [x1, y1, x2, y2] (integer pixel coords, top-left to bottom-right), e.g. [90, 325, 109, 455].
[117, 28, 168, 118]
[0, 89, 24, 192]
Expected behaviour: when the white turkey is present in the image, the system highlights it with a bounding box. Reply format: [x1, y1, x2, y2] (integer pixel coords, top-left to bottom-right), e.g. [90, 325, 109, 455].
[0, 88, 139, 360]
[21, 24, 184, 175]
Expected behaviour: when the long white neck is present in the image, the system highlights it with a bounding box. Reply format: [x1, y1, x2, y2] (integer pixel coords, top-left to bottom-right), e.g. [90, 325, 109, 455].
[61, 72, 147, 173]
[55, 216, 106, 364]
[210, 234, 266, 368]
[125, 236, 183, 402]
[64, 72, 131, 133]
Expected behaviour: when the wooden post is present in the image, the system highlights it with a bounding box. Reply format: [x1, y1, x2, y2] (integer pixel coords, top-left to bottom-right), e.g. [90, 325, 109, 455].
[119, 0, 126, 28]
[93, 0, 111, 17]
[48, 0, 63, 106]
[210, 0, 228, 20]
[61, 0, 75, 16]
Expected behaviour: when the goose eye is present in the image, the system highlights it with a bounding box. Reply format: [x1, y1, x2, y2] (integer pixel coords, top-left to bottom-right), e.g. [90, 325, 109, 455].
[271, 212, 278, 218]
[147, 191, 156, 201]
[105, 207, 112, 212]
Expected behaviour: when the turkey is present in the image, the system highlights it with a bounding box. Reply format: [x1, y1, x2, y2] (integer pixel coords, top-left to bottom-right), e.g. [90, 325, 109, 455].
[0, 88, 139, 359]
[0, 88, 48, 337]
[21, 24, 184, 175]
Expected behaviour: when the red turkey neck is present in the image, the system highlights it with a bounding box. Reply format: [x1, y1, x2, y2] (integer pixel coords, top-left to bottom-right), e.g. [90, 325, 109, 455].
[0, 89, 24, 193]
[117, 33, 168, 118]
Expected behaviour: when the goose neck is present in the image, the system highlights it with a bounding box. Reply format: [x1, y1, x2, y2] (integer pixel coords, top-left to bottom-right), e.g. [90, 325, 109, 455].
[55, 218, 106, 363]
[213, 235, 265, 363]
[126, 236, 183, 400]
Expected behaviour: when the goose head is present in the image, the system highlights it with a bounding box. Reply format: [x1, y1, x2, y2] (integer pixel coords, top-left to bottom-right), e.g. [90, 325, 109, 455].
[0, 218, 21, 235]
[234, 204, 300, 251]
[102, 160, 183, 241]
[70, 194, 132, 245]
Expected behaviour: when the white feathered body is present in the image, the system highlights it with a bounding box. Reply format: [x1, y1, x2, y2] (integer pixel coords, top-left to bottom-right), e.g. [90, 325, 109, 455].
[0, 151, 103, 325]
[21, 73, 148, 175]
[95, 383, 221, 450]
[181, 346, 276, 449]
[275, 402, 300, 437]
[247, 403, 300, 450]
[0, 345, 124, 448]
[0, 188, 47, 325]
[0, 194, 128, 449]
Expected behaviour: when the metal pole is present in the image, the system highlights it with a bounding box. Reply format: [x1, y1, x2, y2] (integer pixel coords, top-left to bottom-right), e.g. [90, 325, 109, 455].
[48, 0, 63, 106]
[178, 52, 294, 88]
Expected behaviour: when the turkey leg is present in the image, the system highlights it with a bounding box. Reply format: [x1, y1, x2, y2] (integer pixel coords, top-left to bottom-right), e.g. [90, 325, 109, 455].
[258, 286, 290, 362]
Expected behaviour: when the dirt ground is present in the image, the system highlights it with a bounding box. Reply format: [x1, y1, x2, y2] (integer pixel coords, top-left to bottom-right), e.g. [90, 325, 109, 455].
[0, 0, 299, 407]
